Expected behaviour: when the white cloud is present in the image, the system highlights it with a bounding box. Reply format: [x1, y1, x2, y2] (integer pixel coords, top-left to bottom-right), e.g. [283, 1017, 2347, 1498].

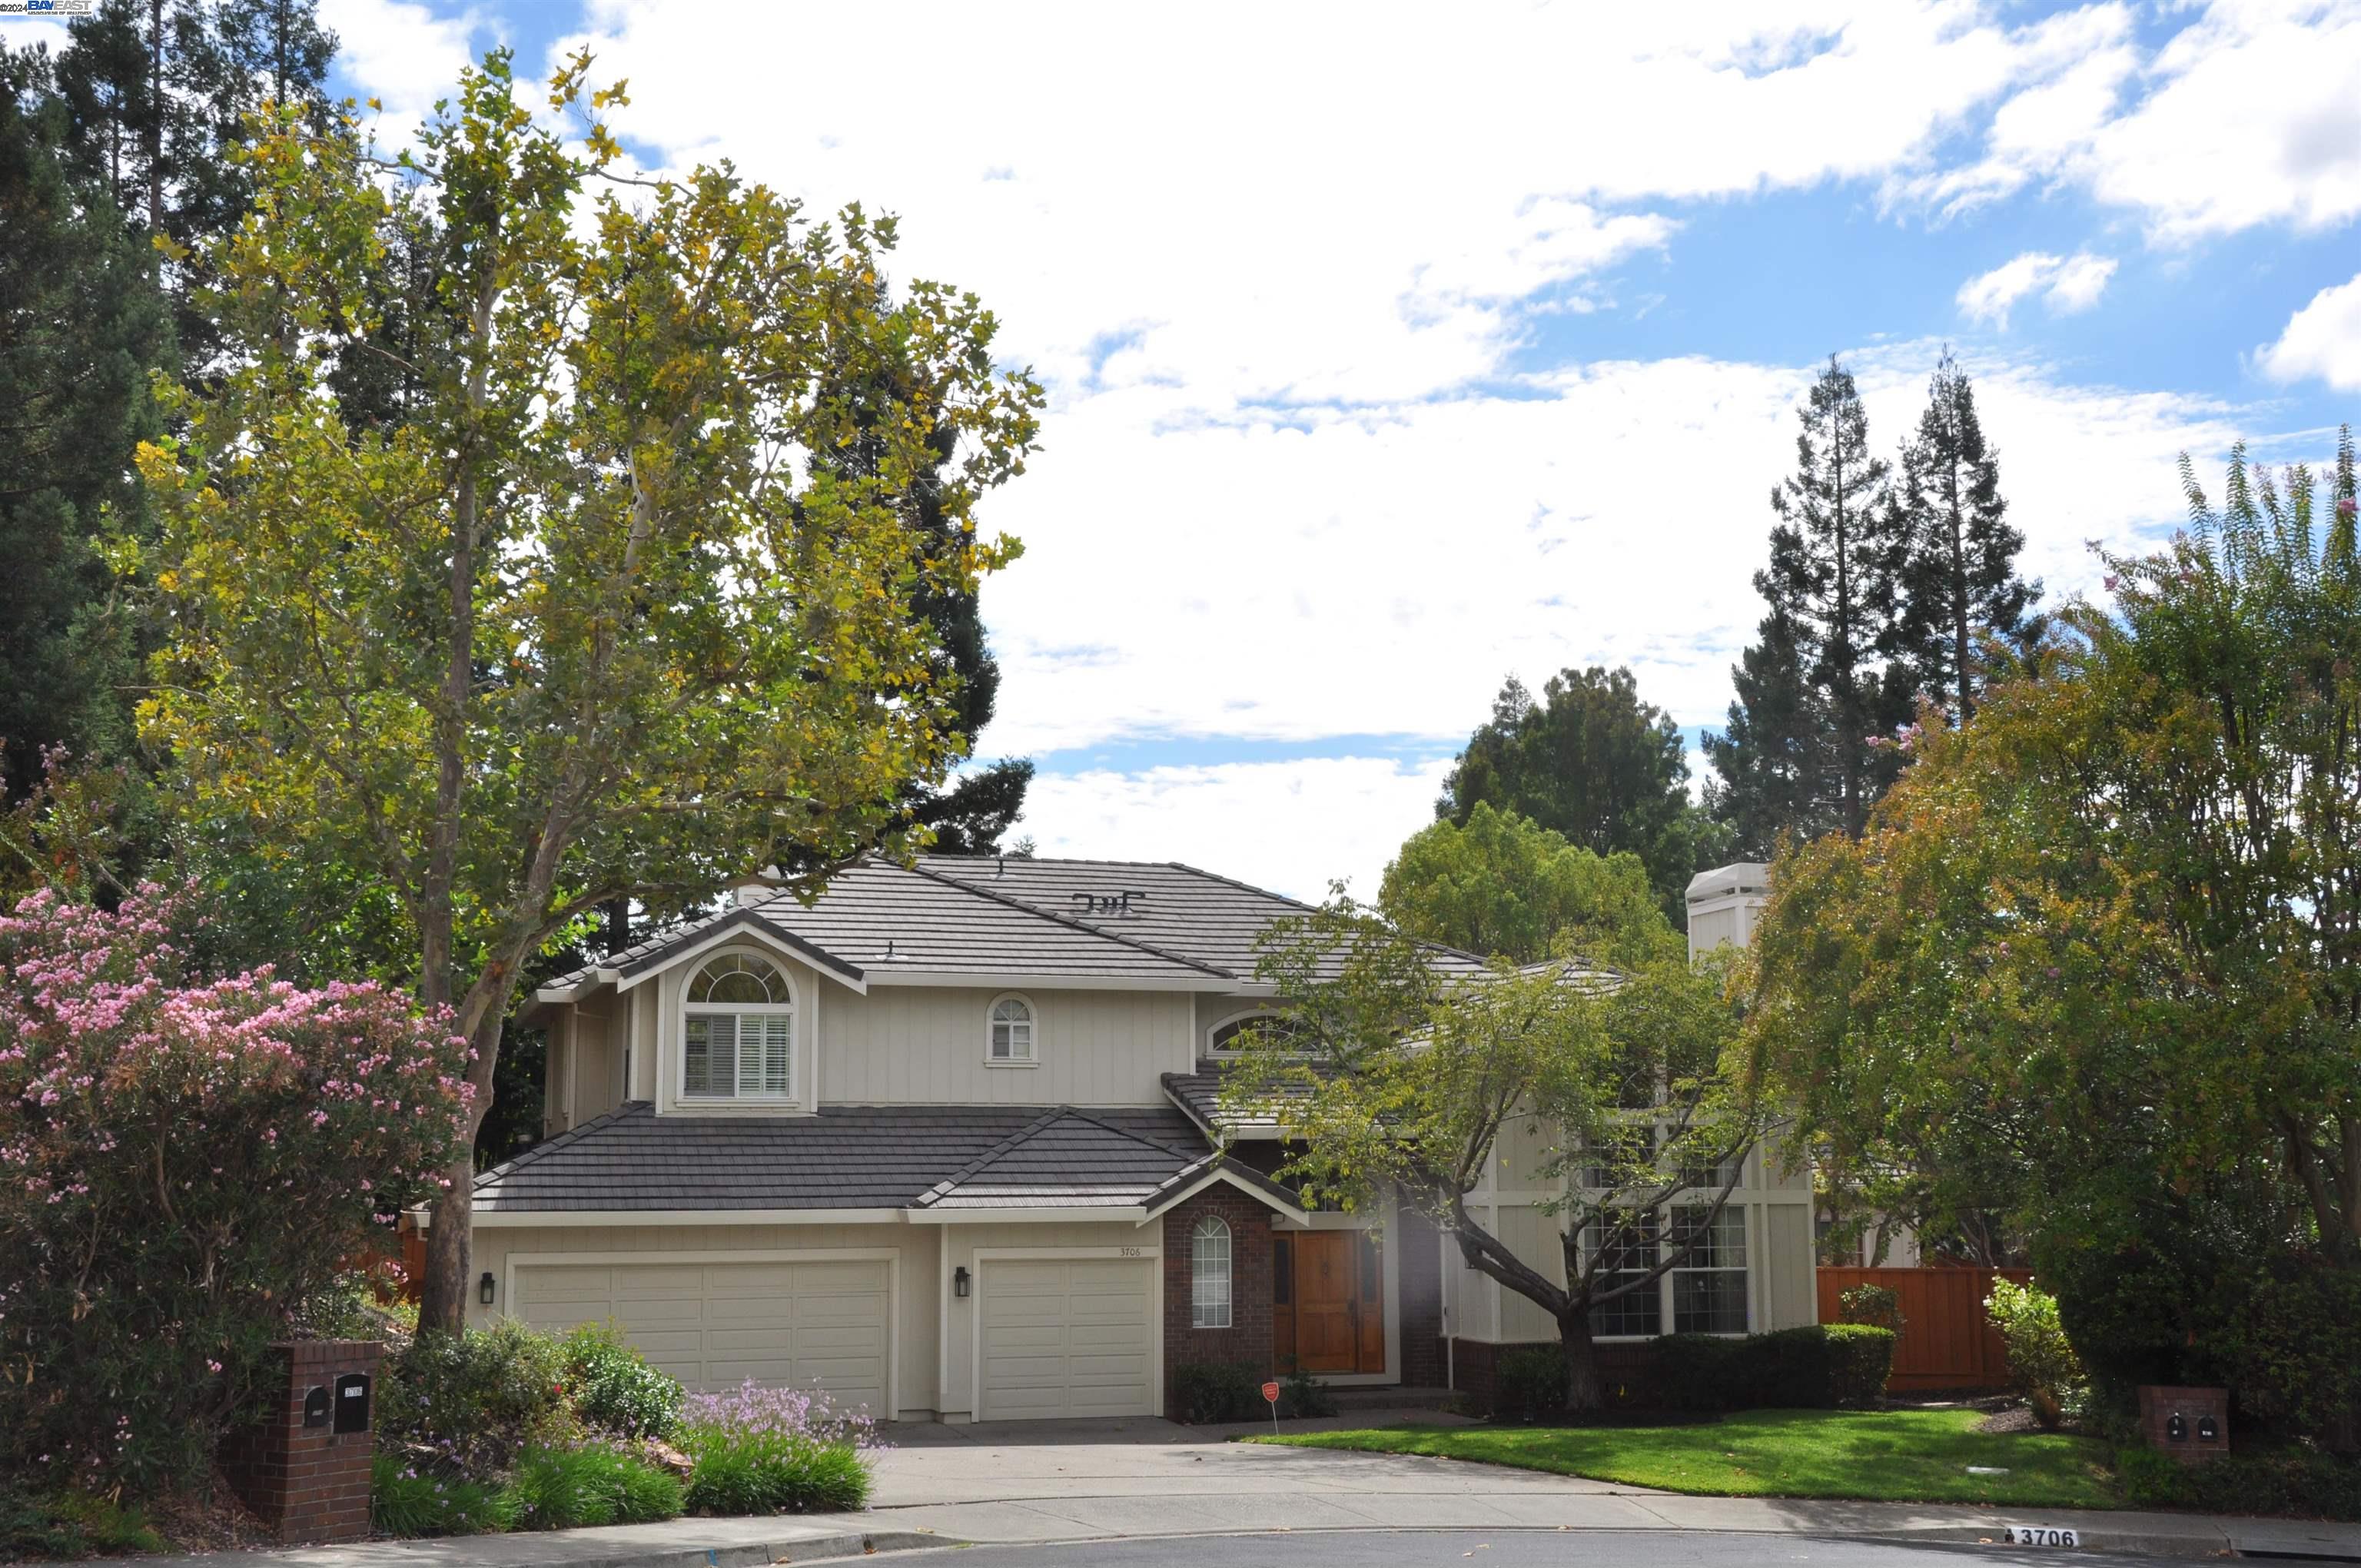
[314, 2, 2302, 894]
[1017, 757, 1455, 903]
[1957, 251, 2117, 326]
[317, 0, 485, 145]
[2256, 270, 2361, 391]
[1898, 0, 2361, 240]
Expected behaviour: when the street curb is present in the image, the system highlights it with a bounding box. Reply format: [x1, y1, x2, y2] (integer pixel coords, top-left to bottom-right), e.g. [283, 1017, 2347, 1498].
[1848, 1527, 2240, 1561]
[486, 1527, 958, 1567]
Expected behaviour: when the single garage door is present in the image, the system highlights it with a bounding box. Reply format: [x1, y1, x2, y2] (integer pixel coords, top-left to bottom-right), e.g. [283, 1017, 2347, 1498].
[979, 1257, 1154, 1420]
[513, 1257, 890, 1409]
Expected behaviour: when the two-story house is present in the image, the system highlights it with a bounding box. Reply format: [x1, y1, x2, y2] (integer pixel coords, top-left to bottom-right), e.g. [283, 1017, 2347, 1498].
[444, 855, 1815, 1422]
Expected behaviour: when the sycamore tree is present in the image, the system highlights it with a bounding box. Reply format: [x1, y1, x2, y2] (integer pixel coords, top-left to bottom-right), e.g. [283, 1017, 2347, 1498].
[1222, 889, 1762, 1410]
[1747, 434, 2361, 1414]
[131, 51, 1043, 1328]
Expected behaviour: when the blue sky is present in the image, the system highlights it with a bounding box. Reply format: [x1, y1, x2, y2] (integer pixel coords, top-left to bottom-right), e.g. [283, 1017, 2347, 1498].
[295, 0, 2361, 895]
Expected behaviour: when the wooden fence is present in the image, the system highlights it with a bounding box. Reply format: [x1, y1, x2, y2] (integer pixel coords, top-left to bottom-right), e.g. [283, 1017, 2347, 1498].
[1817, 1265, 2033, 1392]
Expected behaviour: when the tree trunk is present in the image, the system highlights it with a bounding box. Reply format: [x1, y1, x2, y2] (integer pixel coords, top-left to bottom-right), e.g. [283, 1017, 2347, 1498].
[417, 1008, 509, 1330]
[1559, 1305, 1605, 1412]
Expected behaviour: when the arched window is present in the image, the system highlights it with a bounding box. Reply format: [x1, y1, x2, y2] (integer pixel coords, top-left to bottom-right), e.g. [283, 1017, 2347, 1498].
[1207, 1011, 1304, 1057]
[1191, 1215, 1232, 1328]
[682, 952, 795, 1100]
[987, 994, 1036, 1065]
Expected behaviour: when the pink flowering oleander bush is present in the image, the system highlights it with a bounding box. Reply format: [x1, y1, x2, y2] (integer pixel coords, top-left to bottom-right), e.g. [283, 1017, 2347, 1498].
[0, 882, 473, 1497]
[678, 1380, 882, 1514]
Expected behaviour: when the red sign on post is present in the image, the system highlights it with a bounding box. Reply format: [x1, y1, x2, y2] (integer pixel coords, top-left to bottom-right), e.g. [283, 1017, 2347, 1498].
[1261, 1380, 1280, 1404]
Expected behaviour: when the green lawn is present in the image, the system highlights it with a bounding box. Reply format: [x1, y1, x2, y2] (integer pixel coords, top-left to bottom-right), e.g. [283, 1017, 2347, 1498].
[1254, 1407, 2120, 1509]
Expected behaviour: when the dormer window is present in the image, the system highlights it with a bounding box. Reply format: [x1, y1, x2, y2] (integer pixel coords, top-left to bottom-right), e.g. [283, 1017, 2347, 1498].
[683, 952, 795, 1101]
[987, 994, 1037, 1065]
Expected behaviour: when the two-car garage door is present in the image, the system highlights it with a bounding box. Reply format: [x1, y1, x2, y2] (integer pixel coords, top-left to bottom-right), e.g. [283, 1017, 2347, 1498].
[513, 1257, 891, 1411]
[978, 1257, 1155, 1420]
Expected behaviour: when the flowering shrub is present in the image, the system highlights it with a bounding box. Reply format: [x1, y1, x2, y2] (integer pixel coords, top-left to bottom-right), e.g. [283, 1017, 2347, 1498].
[678, 1380, 882, 1514]
[560, 1322, 686, 1440]
[0, 884, 471, 1495]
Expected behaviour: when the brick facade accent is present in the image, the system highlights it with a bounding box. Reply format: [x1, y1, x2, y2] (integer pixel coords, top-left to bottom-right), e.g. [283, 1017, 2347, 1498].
[1162, 1188, 1275, 1410]
[218, 1340, 383, 1543]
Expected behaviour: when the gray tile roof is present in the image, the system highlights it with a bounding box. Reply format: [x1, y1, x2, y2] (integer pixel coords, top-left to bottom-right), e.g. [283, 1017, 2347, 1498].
[472, 1101, 1220, 1214]
[913, 1107, 1210, 1210]
[1160, 1058, 1320, 1139]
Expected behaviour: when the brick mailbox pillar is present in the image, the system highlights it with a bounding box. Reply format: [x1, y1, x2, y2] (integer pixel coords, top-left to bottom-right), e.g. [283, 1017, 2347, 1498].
[2137, 1384, 2230, 1464]
[220, 1340, 383, 1543]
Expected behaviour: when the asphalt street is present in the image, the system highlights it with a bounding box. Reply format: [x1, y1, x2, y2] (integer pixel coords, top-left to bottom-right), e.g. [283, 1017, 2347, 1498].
[859, 1533, 2190, 1568]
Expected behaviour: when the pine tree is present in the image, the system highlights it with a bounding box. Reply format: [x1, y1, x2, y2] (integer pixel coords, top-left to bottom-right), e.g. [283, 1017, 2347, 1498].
[1889, 350, 2038, 718]
[1709, 356, 1909, 848]
[0, 45, 169, 796]
[1702, 608, 1828, 858]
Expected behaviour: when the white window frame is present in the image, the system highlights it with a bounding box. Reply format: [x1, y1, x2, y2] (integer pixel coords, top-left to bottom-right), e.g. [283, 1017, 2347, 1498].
[681, 952, 797, 1103]
[1191, 1215, 1233, 1329]
[1667, 1203, 1750, 1335]
[985, 992, 1038, 1067]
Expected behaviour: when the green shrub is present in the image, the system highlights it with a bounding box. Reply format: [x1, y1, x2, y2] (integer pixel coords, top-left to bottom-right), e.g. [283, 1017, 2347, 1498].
[369, 1453, 519, 1536]
[679, 1431, 870, 1514]
[1277, 1360, 1337, 1420]
[1168, 1360, 1260, 1424]
[1494, 1345, 1568, 1421]
[1821, 1324, 1897, 1407]
[1652, 1332, 1746, 1411]
[1649, 1325, 1893, 1410]
[378, 1321, 580, 1476]
[2117, 1443, 2361, 1520]
[2199, 1260, 2361, 1447]
[560, 1323, 686, 1440]
[1838, 1284, 1905, 1334]
[0, 1482, 165, 1560]
[510, 1443, 684, 1530]
[1987, 1277, 2084, 1430]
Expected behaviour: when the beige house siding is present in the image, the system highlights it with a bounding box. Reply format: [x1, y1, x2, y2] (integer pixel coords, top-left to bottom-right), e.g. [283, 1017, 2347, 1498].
[821, 985, 1192, 1107]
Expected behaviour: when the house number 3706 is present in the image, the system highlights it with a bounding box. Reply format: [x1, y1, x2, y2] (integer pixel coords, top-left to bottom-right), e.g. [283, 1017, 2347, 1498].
[1118, 1247, 1141, 1257]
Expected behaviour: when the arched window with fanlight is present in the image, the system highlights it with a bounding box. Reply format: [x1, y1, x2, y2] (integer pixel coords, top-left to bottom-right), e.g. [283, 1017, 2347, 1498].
[986, 993, 1037, 1065]
[682, 952, 795, 1101]
[1191, 1215, 1232, 1329]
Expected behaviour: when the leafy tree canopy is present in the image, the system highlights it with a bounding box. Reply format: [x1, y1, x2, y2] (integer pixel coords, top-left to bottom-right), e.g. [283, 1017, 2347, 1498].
[130, 50, 1044, 1327]
[1748, 431, 2361, 1302]
[1436, 667, 1732, 922]
[1381, 801, 1678, 968]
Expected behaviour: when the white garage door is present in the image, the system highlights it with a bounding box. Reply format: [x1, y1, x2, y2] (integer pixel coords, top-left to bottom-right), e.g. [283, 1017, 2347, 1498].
[979, 1257, 1155, 1420]
[514, 1257, 890, 1410]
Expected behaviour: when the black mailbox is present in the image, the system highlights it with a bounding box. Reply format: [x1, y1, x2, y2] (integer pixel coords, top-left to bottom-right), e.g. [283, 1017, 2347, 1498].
[332, 1372, 371, 1434]
[302, 1385, 331, 1427]
[2167, 1411, 2189, 1442]
[2197, 1414, 2220, 1443]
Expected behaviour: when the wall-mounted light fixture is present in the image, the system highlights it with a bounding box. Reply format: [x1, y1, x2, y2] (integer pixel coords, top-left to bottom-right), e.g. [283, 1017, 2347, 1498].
[953, 1266, 971, 1299]
[479, 1271, 496, 1307]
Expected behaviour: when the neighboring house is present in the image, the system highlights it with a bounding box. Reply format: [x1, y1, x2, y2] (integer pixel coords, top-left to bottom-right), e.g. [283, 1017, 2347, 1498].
[437, 855, 1815, 1423]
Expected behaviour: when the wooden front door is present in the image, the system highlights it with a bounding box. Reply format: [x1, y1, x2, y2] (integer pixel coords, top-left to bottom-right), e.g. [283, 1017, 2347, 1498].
[1276, 1232, 1385, 1374]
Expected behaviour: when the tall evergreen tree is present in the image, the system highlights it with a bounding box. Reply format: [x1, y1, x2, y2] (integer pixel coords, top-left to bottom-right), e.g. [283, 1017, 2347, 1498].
[1708, 356, 1910, 849]
[0, 45, 169, 797]
[1437, 666, 1730, 923]
[1701, 608, 1826, 859]
[1889, 350, 2037, 719]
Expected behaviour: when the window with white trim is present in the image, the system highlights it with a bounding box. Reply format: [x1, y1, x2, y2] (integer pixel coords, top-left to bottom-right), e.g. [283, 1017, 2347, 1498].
[682, 952, 795, 1101]
[1582, 1211, 1662, 1338]
[987, 994, 1036, 1063]
[1191, 1215, 1233, 1328]
[1669, 1204, 1749, 1334]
